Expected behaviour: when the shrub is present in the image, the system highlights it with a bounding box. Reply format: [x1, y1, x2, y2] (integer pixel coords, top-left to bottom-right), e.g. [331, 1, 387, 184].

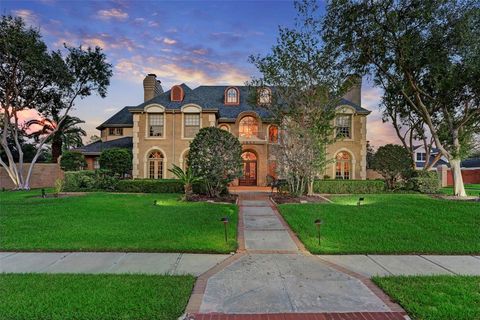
[313, 179, 385, 194]
[99, 148, 132, 177]
[188, 127, 242, 197]
[116, 179, 183, 193]
[54, 178, 64, 196]
[410, 170, 440, 194]
[64, 171, 97, 191]
[60, 151, 86, 171]
[372, 144, 413, 190]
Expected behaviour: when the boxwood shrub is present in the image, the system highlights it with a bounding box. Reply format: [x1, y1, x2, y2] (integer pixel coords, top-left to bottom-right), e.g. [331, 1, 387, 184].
[410, 170, 440, 194]
[116, 179, 183, 193]
[313, 179, 386, 194]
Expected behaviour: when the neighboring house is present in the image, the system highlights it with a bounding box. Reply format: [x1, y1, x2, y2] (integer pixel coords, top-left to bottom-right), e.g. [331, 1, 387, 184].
[413, 145, 448, 170]
[76, 74, 370, 186]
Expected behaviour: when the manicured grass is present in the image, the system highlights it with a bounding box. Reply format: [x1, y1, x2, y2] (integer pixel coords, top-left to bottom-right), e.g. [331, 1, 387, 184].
[441, 183, 480, 196]
[373, 275, 480, 320]
[0, 273, 195, 320]
[278, 194, 480, 254]
[0, 190, 237, 253]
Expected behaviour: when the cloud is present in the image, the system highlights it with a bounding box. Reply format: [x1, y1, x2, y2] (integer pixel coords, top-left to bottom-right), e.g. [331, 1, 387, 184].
[97, 8, 128, 20]
[163, 37, 177, 45]
[53, 30, 143, 52]
[12, 9, 39, 26]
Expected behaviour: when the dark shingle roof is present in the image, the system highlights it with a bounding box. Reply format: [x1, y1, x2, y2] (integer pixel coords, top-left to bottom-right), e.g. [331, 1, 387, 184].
[99, 84, 370, 126]
[461, 157, 480, 168]
[96, 107, 135, 130]
[75, 137, 132, 155]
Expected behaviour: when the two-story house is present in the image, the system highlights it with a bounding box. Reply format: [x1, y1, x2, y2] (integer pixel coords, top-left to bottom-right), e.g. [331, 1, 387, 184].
[77, 74, 370, 186]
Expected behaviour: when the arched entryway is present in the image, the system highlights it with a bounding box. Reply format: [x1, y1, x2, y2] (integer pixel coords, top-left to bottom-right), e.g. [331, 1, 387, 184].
[239, 151, 257, 186]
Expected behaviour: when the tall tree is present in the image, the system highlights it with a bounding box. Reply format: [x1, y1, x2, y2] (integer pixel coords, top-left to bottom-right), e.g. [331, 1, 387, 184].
[323, 0, 480, 196]
[0, 15, 112, 189]
[249, 0, 351, 196]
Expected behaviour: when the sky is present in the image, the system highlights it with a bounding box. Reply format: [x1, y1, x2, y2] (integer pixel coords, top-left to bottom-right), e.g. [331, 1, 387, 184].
[1, 0, 398, 148]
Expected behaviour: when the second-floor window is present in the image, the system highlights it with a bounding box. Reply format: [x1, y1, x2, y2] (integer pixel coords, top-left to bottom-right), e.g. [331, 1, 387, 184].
[108, 128, 123, 136]
[336, 115, 352, 138]
[184, 113, 200, 138]
[416, 152, 427, 161]
[239, 116, 258, 139]
[149, 113, 164, 137]
[269, 125, 278, 143]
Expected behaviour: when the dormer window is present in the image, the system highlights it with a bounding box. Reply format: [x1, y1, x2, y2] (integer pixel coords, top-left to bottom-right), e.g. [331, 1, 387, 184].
[258, 88, 271, 105]
[171, 85, 184, 102]
[225, 87, 239, 105]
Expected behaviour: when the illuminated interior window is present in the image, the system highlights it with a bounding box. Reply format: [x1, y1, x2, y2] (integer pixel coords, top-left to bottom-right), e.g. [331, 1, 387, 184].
[225, 87, 239, 104]
[268, 125, 278, 143]
[219, 124, 230, 132]
[148, 151, 164, 179]
[239, 116, 258, 139]
[335, 151, 351, 180]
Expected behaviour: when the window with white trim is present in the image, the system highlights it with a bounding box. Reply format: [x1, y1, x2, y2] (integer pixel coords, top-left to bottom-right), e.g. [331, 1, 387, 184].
[226, 88, 239, 104]
[335, 151, 351, 180]
[93, 158, 100, 170]
[149, 113, 164, 137]
[184, 113, 200, 138]
[148, 151, 164, 179]
[416, 152, 427, 161]
[108, 128, 123, 136]
[336, 115, 352, 138]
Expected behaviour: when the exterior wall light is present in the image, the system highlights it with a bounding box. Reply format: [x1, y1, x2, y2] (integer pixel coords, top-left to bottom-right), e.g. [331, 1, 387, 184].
[314, 219, 322, 245]
[220, 217, 229, 243]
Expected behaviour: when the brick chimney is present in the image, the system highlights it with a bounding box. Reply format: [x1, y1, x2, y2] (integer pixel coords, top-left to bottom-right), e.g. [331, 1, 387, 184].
[343, 75, 361, 106]
[143, 74, 163, 102]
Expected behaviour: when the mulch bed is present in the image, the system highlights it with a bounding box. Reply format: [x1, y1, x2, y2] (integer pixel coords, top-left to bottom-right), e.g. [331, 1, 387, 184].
[188, 194, 238, 204]
[271, 194, 330, 204]
[430, 194, 480, 202]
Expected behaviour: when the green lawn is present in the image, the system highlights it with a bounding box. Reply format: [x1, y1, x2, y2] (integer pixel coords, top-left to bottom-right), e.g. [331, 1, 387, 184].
[441, 183, 480, 196]
[278, 194, 480, 254]
[0, 273, 194, 320]
[373, 275, 480, 320]
[0, 190, 237, 253]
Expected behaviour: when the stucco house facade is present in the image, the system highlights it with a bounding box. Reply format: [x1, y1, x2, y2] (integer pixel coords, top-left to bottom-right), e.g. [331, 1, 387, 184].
[77, 74, 370, 186]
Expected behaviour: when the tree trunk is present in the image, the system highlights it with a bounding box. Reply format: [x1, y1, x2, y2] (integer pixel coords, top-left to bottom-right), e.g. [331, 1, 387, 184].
[307, 180, 314, 196]
[450, 158, 467, 197]
[51, 135, 63, 163]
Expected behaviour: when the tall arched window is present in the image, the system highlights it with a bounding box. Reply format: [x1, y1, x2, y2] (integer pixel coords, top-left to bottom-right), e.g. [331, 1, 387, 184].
[148, 150, 164, 179]
[239, 116, 258, 138]
[268, 125, 278, 143]
[335, 151, 351, 180]
[225, 87, 239, 104]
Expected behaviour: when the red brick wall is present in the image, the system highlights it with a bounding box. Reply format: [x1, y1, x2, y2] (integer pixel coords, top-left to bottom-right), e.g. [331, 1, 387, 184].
[0, 163, 64, 189]
[446, 169, 480, 186]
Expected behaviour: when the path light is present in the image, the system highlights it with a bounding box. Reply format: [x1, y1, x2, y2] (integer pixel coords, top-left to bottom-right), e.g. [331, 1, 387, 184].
[220, 217, 229, 243]
[153, 200, 157, 206]
[314, 219, 322, 245]
[357, 197, 364, 206]
[41, 189, 46, 199]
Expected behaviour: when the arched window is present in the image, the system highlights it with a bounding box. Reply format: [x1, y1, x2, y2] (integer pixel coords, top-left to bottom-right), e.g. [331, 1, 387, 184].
[171, 85, 184, 102]
[219, 124, 230, 132]
[148, 150, 164, 179]
[335, 151, 351, 180]
[225, 87, 239, 104]
[239, 116, 258, 138]
[241, 151, 257, 161]
[268, 125, 278, 143]
[258, 88, 271, 105]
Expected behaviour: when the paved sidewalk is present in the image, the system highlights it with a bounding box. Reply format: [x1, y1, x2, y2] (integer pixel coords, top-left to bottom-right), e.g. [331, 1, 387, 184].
[318, 255, 480, 276]
[0, 252, 229, 276]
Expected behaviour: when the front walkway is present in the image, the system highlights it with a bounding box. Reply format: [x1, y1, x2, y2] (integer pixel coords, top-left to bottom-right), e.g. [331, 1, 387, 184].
[186, 193, 407, 318]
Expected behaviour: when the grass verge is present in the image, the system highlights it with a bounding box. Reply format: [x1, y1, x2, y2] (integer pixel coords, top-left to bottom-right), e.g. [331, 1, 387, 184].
[278, 194, 479, 254]
[373, 275, 480, 320]
[0, 273, 194, 320]
[0, 190, 237, 253]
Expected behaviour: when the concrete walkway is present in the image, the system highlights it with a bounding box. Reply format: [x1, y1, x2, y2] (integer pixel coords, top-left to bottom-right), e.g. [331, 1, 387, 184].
[188, 193, 405, 316]
[0, 252, 229, 276]
[318, 255, 480, 277]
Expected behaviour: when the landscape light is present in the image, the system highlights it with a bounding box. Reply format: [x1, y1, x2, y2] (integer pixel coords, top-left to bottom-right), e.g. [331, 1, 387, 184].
[41, 189, 46, 199]
[314, 219, 322, 245]
[153, 200, 157, 206]
[357, 197, 364, 206]
[220, 216, 229, 243]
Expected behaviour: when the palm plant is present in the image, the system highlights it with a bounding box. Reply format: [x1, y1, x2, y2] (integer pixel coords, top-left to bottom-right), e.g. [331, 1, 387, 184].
[168, 164, 203, 201]
[26, 114, 86, 163]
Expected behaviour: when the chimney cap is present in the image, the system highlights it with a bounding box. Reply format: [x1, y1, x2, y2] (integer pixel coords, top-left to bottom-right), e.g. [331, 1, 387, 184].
[147, 73, 157, 77]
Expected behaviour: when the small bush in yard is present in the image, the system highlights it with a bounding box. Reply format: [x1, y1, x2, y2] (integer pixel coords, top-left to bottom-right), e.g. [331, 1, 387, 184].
[410, 170, 440, 193]
[60, 151, 86, 171]
[64, 171, 97, 191]
[99, 148, 132, 177]
[313, 179, 385, 194]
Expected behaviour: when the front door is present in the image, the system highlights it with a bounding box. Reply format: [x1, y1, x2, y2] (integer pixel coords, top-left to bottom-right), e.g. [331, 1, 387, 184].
[239, 151, 257, 186]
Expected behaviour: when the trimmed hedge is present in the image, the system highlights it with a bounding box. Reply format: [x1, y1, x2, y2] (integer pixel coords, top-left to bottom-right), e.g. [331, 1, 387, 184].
[410, 171, 440, 194]
[313, 179, 386, 194]
[116, 179, 183, 193]
[64, 171, 184, 193]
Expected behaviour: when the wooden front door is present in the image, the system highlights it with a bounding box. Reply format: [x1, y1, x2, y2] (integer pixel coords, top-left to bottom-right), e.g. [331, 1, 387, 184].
[239, 152, 257, 186]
